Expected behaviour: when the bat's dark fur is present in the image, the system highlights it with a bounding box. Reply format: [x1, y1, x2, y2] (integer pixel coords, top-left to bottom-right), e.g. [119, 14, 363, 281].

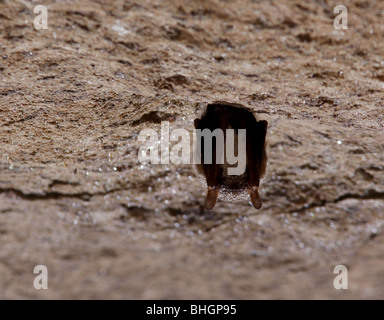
[194, 102, 268, 210]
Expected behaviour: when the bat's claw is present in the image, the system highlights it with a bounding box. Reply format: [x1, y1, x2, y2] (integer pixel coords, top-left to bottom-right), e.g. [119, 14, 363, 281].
[247, 186, 262, 209]
[204, 186, 220, 210]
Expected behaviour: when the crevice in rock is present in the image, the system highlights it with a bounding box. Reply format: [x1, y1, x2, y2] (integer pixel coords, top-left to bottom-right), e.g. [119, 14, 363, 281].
[0, 187, 127, 201]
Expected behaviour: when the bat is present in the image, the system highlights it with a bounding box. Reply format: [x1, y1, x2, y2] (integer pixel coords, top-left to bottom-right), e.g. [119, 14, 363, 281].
[194, 102, 268, 210]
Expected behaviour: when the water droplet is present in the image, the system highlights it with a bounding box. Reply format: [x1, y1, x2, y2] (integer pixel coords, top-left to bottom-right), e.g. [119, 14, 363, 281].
[114, 70, 125, 79]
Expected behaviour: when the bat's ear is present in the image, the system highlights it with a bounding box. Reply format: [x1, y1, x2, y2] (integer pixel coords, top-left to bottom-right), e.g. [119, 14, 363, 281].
[194, 118, 201, 129]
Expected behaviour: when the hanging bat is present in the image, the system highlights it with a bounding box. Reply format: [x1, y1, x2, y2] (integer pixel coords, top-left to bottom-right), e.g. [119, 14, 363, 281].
[194, 102, 268, 210]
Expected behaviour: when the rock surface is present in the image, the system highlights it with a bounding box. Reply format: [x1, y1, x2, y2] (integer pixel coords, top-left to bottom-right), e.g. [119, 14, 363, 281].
[0, 0, 383, 299]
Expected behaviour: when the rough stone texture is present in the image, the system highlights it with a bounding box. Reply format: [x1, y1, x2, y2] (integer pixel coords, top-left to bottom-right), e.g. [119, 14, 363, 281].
[0, 0, 383, 299]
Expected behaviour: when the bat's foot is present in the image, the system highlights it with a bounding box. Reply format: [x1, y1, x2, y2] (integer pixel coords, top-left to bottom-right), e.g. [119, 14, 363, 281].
[247, 186, 262, 209]
[204, 186, 220, 210]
